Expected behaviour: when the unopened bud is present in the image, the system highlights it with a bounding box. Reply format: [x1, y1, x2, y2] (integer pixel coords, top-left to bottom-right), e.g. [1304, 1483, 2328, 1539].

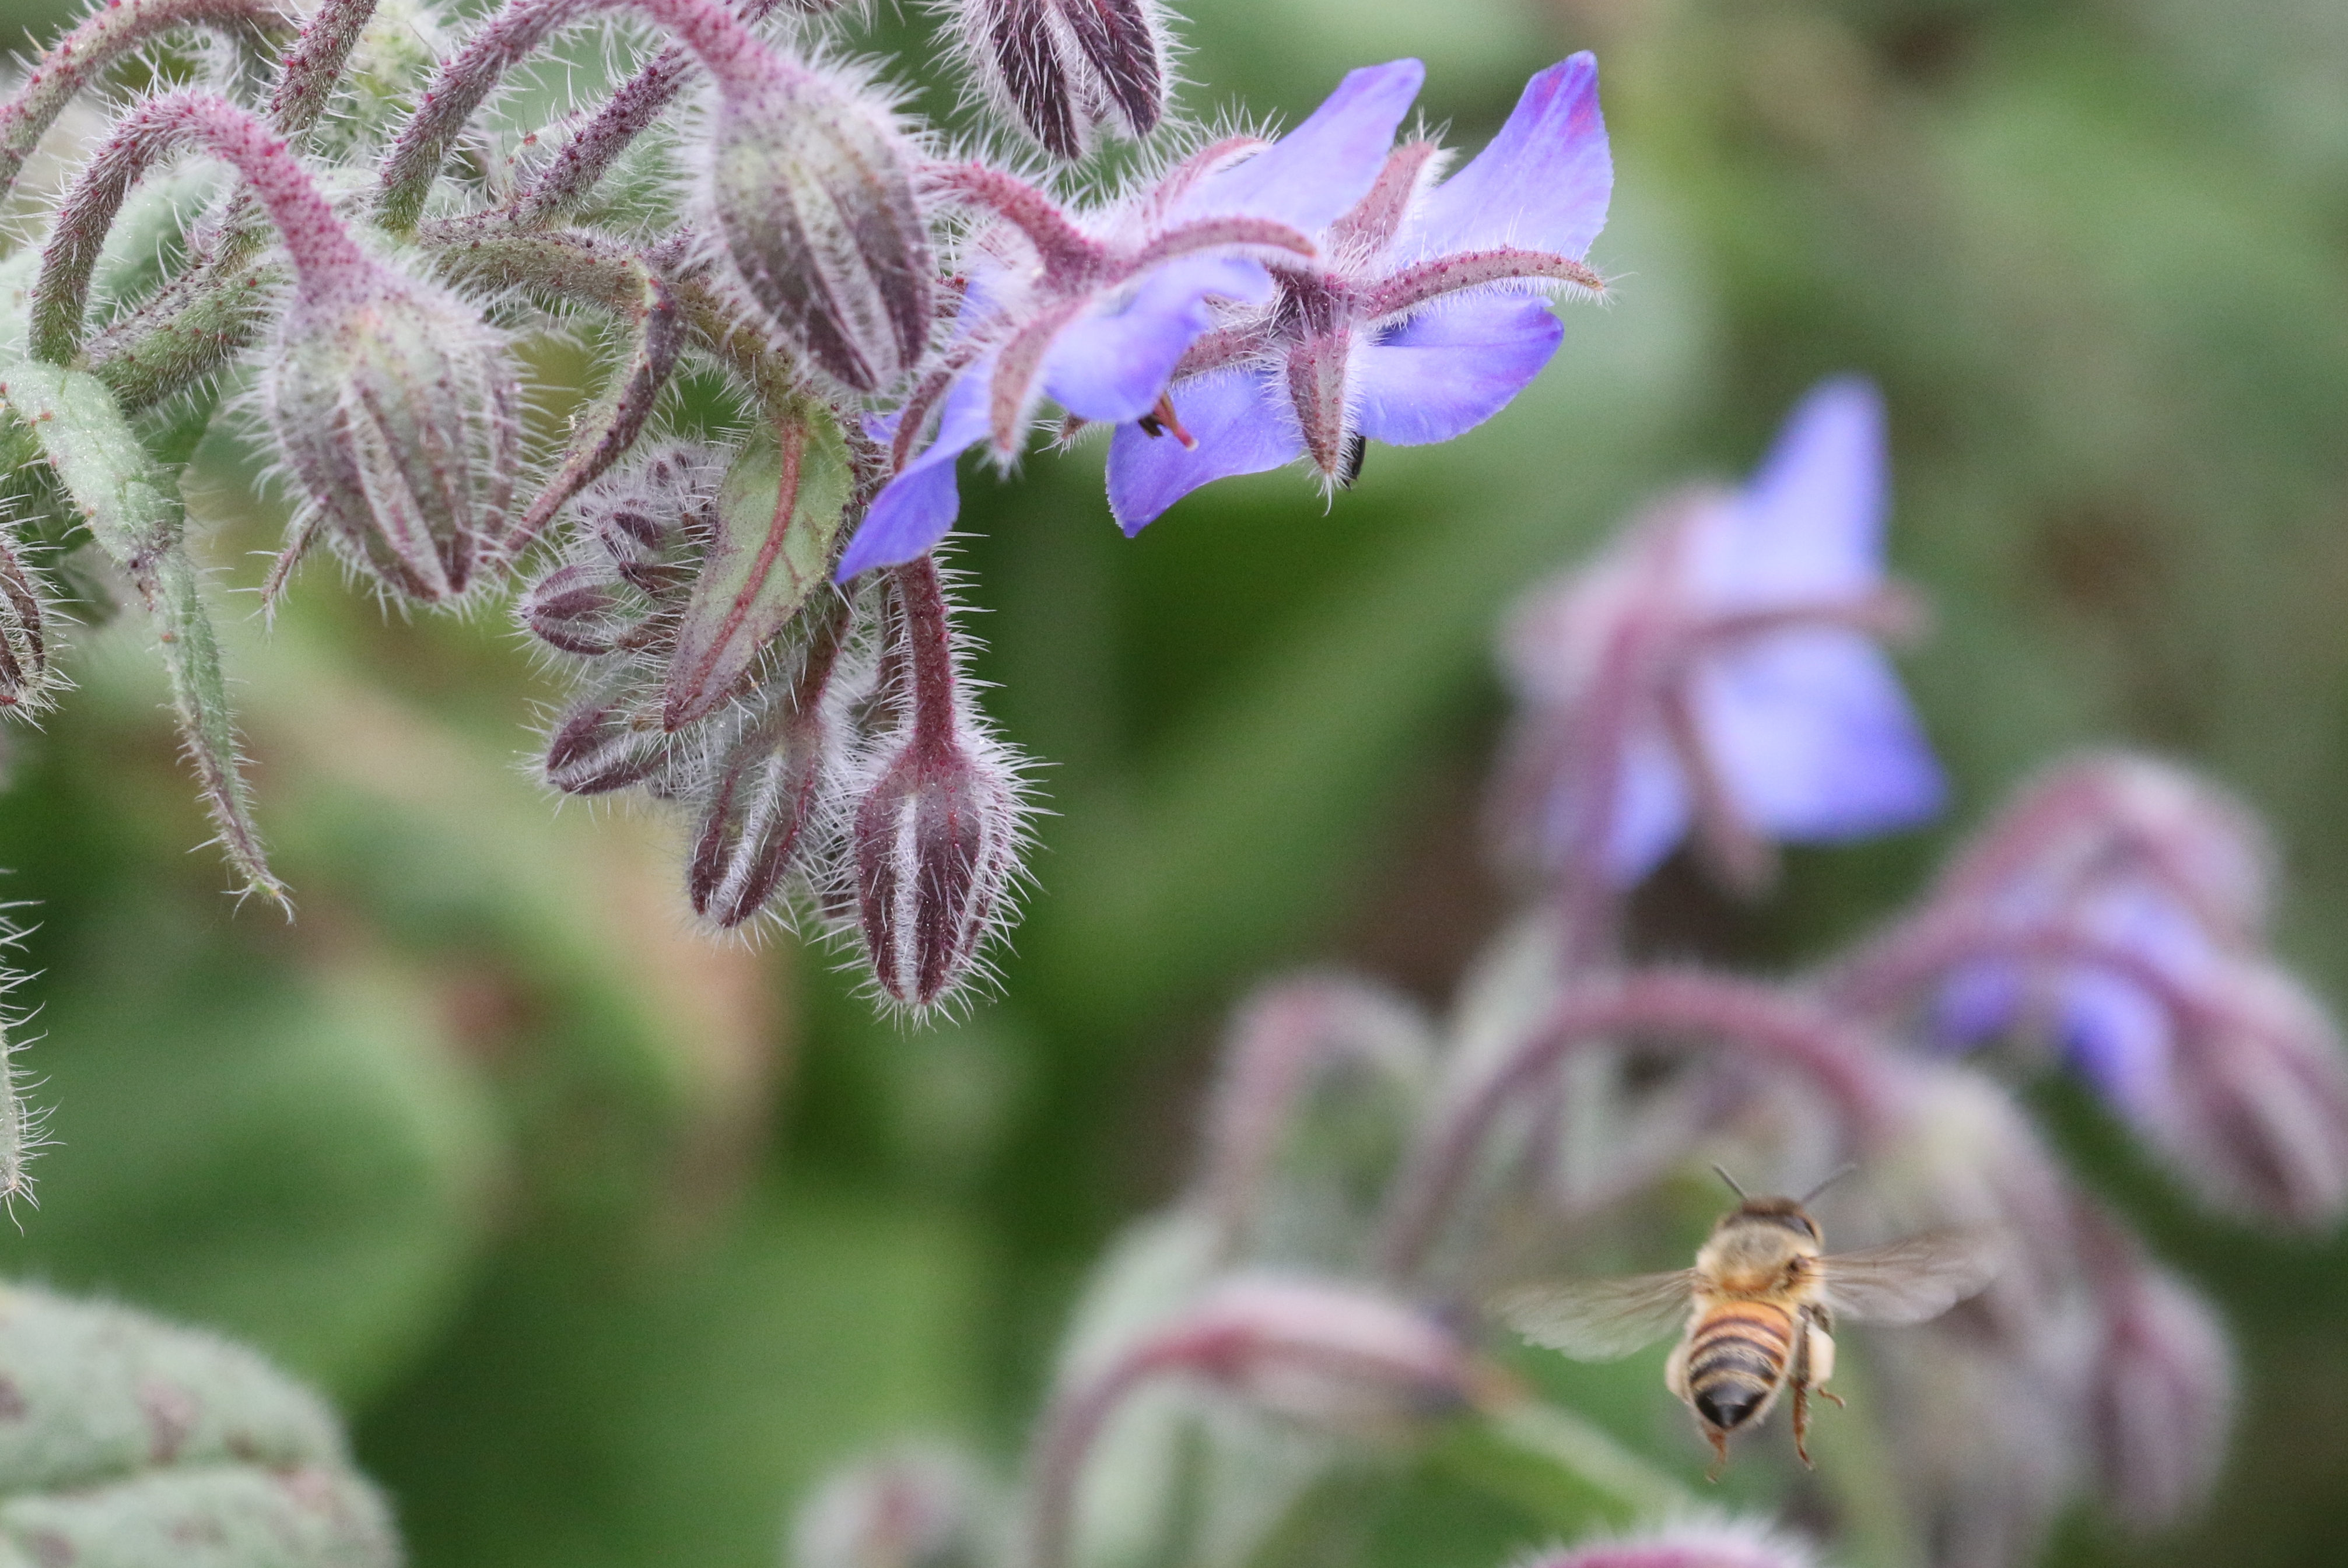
[2160, 963, 2348, 1227]
[952, 0, 1169, 160]
[2079, 1223, 2234, 1529]
[1166, 1275, 1488, 1433]
[268, 264, 522, 602]
[851, 727, 1023, 1010]
[790, 1443, 996, 1568]
[708, 63, 934, 391]
[1943, 752, 2270, 950]
[542, 680, 669, 795]
[0, 532, 55, 711]
[1519, 1519, 1817, 1568]
[520, 560, 632, 657]
[688, 611, 849, 927]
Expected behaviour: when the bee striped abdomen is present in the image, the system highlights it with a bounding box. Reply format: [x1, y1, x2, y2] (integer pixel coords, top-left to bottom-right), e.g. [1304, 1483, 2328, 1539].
[1686, 1301, 1793, 1431]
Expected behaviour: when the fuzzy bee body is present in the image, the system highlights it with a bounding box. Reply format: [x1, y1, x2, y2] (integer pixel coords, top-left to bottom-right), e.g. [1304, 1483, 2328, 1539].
[1493, 1189, 2002, 1476]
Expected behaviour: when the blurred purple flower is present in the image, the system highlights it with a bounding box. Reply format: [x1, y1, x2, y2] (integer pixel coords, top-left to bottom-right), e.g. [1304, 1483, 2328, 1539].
[1494, 377, 1946, 893]
[1872, 757, 2348, 1225]
[1520, 1519, 1816, 1568]
[1105, 52, 1613, 530]
[835, 59, 1428, 579]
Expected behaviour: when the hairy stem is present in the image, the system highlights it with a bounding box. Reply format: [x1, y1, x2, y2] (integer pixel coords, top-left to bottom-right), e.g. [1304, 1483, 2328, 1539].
[376, 0, 790, 233]
[1375, 970, 1905, 1280]
[33, 90, 368, 364]
[0, 0, 294, 207]
[891, 555, 958, 752]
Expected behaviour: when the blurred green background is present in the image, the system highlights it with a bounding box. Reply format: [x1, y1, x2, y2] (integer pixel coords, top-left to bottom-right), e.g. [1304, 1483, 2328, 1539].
[2, 0, 2347, 1564]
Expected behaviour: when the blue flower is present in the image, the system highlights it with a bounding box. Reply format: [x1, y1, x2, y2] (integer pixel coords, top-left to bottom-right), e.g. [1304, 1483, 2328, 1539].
[835, 59, 1429, 580]
[1105, 52, 1613, 531]
[1933, 878, 2219, 1120]
[1498, 377, 1947, 889]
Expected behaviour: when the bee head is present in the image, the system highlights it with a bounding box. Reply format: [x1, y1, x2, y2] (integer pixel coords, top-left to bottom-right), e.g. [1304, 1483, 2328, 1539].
[1720, 1195, 1822, 1243]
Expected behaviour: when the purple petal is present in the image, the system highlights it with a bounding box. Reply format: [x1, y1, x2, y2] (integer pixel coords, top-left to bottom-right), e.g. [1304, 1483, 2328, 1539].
[1935, 962, 2023, 1048]
[835, 370, 995, 579]
[1043, 256, 1273, 423]
[1352, 295, 1562, 447]
[1688, 377, 1888, 609]
[1603, 724, 1691, 882]
[1401, 54, 1611, 261]
[1180, 60, 1425, 233]
[2060, 968, 2178, 1122]
[1695, 626, 1946, 841]
[1105, 367, 1302, 534]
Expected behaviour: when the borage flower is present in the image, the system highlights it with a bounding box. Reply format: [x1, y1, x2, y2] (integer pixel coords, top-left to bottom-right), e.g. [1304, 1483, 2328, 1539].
[835, 59, 1429, 580]
[1105, 52, 1612, 529]
[1898, 757, 2348, 1226]
[1492, 377, 1946, 895]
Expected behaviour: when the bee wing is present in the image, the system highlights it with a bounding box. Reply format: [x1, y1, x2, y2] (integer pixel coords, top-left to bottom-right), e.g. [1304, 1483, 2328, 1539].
[1816, 1226, 2009, 1325]
[1489, 1271, 1697, 1361]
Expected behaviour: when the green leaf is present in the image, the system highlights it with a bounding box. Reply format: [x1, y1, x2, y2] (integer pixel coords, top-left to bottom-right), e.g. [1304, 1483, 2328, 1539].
[662, 399, 853, 730]
[0, 263, 285, 907]
[0, 1285, 399, 1568]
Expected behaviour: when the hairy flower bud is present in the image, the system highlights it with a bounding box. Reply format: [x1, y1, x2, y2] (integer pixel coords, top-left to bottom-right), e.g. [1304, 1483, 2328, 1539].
[851, 725, 1022, 1010]
[1939, 752, 2271, 950]
[952, 0, 1170, 160]
[1165, 1275, 1488, 1432]
[790, 1444, 996, 1568]
[2077, 1220, 2234, 1529]
[707, 64, 934, 391]
[542, 680, 669, 795]
[520, 560, 632, 657]
[1520, 1519, 1817, 1568]
[269, 264, 523, 602]
[0, 534, 55, 711]
[2158, 963, 2348, 1226]
[1028, 1274, 1488, 1568]
[688, 610, 849, 928]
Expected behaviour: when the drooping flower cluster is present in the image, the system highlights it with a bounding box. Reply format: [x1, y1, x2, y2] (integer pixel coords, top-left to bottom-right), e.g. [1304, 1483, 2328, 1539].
[838, 51, 1614, 576]
[790, 380, 2340, 1568]
[0, 0, 1611, 1012]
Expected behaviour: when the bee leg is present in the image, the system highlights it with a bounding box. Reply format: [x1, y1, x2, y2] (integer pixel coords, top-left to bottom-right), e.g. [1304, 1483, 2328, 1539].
[1703, 1423, 1730, 1482]
[1805, 1320, 1846, 1411]
[1789, 1341, 1816, 1469]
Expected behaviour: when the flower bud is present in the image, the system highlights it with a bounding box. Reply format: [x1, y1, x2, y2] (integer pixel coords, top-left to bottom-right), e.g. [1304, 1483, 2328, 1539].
[542, 680, 669, 795]
[1939, 752, 2270, 950]
[708, 64, 934, 391]
[2160, 962, 2348, 1226]
[851, 724, 1024, 1010]
[268, 264, 522, 602]
[1520, 1518, 1817, 1568]
[1165, 1275, 1487, 1434]
[0, 532, 55, 711]
[520, 559, 632, 657]
[952, 0, 1170, 160]
[688, 610, 849, 928]
[2079, 1230, 2234, 1529]
[790, 1444, 996, 1568]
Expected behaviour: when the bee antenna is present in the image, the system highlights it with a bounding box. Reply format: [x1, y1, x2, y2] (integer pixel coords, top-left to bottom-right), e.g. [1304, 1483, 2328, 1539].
[1710, 1164, 1747, 1199]
[1800, 1163, 1859, 1205]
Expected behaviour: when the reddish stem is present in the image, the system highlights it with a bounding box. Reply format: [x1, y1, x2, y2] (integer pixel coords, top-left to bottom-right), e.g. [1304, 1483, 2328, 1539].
[33, 90, 370, 364]
[891, 555, 959, 753]
[0, 0, 292, 206]
[377, 0, 789, 231]
[1375, 969, 1905, 1280]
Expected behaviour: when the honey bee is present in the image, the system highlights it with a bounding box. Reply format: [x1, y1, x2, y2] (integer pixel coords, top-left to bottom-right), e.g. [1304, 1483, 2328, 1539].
[1492, 1170, 2005, 1476]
